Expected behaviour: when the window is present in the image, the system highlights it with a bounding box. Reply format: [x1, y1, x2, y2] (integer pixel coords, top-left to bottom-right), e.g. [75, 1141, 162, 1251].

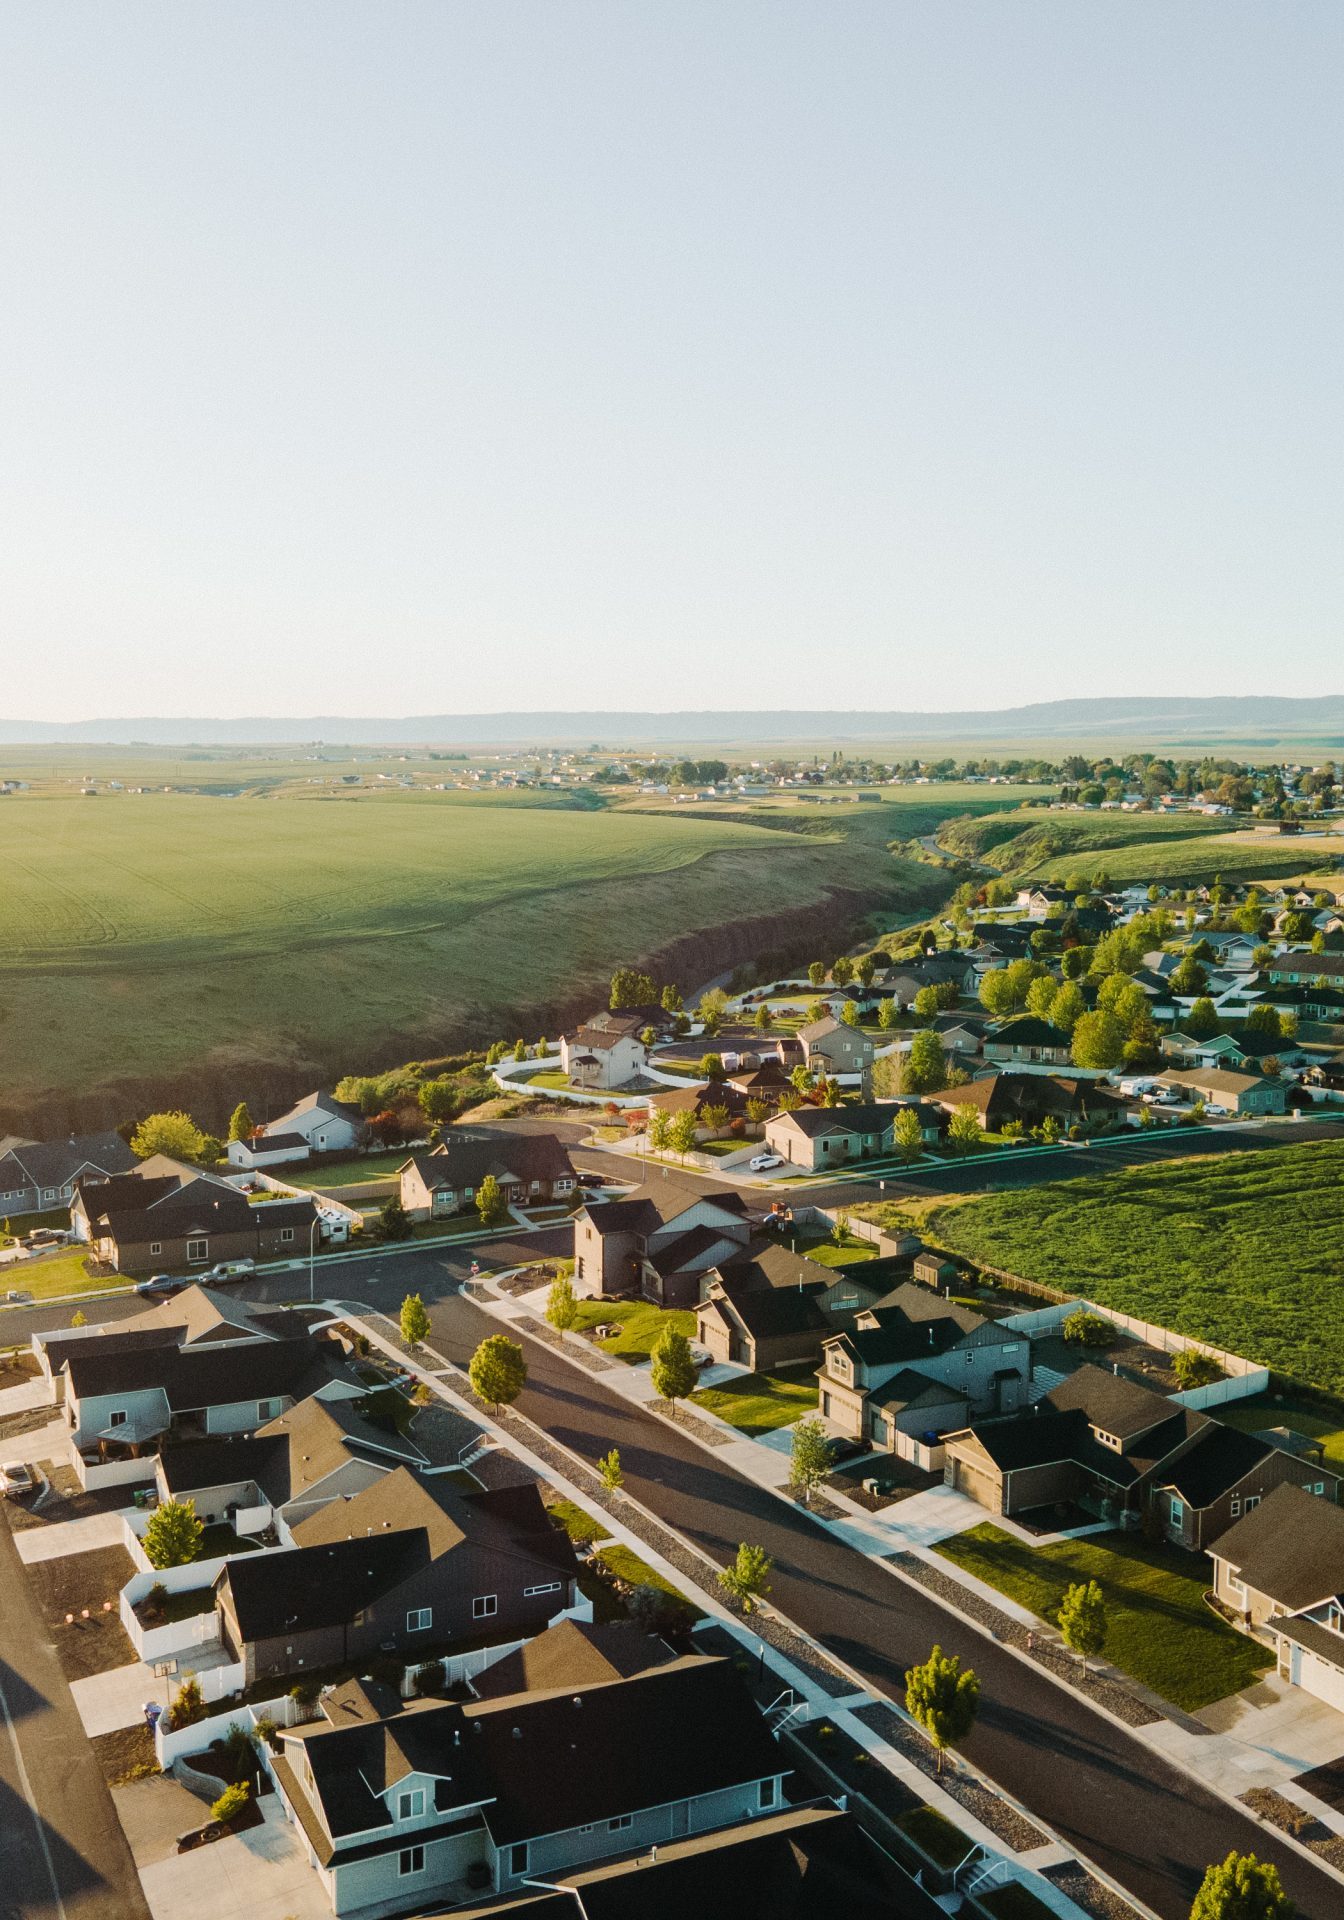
[1169, 1497, 1184, 1526]
[829, 1353, 851, 1381]
[524, 1582, 561, 1597]
[608, 1814, 633, 1832]
[1311, 1482, 1326, 1495]
[1245, 1495, 1261, 1512]
[187, 1238, 207, 1261]
[406, 1608, 433, 1632]
[258, 1398, 280, 1420]
[1227, 1577, 1246, 1602]
[1229, 1498, 1241, 1518]
[509, 1843, 529, 1875]
[398, 1847, 425, 1877]
[280, 1227, 294, 1243]
[472, 1594, 498, 1620]
[397, 1789, 424, 1821]
[108, 1409, 127, 1427]
[149, 1242, 163, 1257]
[759, 1778, 778, 1809]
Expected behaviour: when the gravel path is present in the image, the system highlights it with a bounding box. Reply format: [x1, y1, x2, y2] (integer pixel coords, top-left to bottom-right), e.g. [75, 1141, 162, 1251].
[890, 1552, 1160, 1729]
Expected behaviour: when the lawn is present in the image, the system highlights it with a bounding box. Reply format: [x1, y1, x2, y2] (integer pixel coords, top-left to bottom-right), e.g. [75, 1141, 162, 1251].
[593, 1543, 695, 1617]
[2, 1250, 127, 1301]
[1217, 1395, 1344, 1471]
[794, 1228, 877, 1268]
[0, 781, 952, 1130]
[571, 1298, 696, 1363]
[935, 1524, 1272, 1711]
[690, 1370, 819, 1435]
[289, 1150, 408, 1190]
[930, 1141, 1344, 1392]
[546, 1498, 609, 1545]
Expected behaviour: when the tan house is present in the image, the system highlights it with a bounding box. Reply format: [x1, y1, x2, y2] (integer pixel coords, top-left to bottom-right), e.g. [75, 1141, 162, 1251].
[399, 1132, 574, 1220]
[982, 1016, 1072, 1067]
[73, 1160, 318, 1277]
[560, 1010, 652, 1089]
[1209, 1485, 1344, 1712]
[762, 1103, 894, 1171]
[1150, 1068, 1288, 1116]
[572, 1174, 754, 1308]
[797, 1015, 874, 1081]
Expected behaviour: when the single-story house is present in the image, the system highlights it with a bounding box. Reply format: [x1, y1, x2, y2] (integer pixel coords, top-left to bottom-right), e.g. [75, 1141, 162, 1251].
[982, 1016, 1072, 1067]
[72, 1162, 320, 1276]
[217, 1472, 580, 1686]
[762, 1103, 895, 1170]
[0, 1130, 136, 1218]
[400, 1132, 575, 1220]
[227, 1131, 312, 1171]
[1150, 1067, 1288, 1116]
[256, 1091, 368, 1156]
[929, 1073, 1125, 1132]
[1150, 1424, 1340, 1552]
[34, 1283, 307, 1400]
[268, 1653, 789, 1915]
[1268, 955, 1344, 991]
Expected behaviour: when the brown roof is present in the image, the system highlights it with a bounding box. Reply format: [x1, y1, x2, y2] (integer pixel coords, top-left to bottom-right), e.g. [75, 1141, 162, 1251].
[470, 1619, 676, 1699]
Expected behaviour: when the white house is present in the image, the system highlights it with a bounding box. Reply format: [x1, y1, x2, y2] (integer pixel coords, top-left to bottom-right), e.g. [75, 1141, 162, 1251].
[258, 1092, 367, 1156]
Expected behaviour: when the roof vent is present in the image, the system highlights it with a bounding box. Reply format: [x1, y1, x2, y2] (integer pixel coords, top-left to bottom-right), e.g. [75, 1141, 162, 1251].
[573, 1696, 582, 1707]
[512, 1726, 522, 1739]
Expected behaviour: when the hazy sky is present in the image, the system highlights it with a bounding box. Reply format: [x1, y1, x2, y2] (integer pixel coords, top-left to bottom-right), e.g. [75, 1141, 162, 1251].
[3, 4, 1342, 719]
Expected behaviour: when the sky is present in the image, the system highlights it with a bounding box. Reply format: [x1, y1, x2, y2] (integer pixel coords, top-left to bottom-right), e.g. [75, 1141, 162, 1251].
[2, 3, 1342, 720]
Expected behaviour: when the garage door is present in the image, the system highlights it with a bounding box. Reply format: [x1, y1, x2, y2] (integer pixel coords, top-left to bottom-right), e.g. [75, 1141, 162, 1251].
[1293, 1644, 1344, 1712]
[950, 1458, 999, 1511]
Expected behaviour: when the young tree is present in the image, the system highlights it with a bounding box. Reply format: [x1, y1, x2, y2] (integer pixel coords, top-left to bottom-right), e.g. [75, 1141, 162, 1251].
[904, 1644, 979, 1774]
[753, 1003, 772, 1031]
[700, 1052, 726, 1082]
[596, 1448, 624, 1493]
[647, 1108, 673, 1154]
[167, 1672, 206, 1731]
[1189, 1852, 1293, 1920]
[948, 1103, 983, 1155]
[650, 1325, 698, 1415]
[400, 1292, 431, 1347]
[546, 1272, 579, 1332]
[789, 1418, 834, 1506]
[831, 956, 854, 986]
[660, 983, 683, 1013]
[476, 1174, 508, 1228]
[822, 1077, 843, 1107]
[839, 1000, 861, 1028]
[130, 1110, 207, 1162]
[877, 997, 901, 1031]
[70, 1308, 87, 1327]
[668, 1110, 699, 1159]
[143, 1498, 204, 1570]
[718, 1542, 773, 1614]
[227, 1102, 255, 1142]
[1057, 1579, 1108, 1672]
[856, 955, 876, 987]
[1071, 1010, 1126, 1071]
[379, 1195, 413, 1240]
[469, 1334, 527, 1413]
[611, 968, 657, 1009]
[893, 1107, 924, 1163]
[903, 1029, 948, 1094]
[791, 1064, 816, 1093]
[807, 960, 827, 987]
[912, 985, 939, 1023]
[418, 1078, 459, 1125]
[697, 987, 729, 1033]
[700, 1102, 730, 1133]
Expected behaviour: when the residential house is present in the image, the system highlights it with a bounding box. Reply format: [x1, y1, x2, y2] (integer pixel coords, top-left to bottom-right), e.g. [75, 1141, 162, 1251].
[646, 1081, 751, 1134]
[62, 1334, 361, 1463]
[982, 1016, 1072, 1067]
[818, 1283, 1030, 1462]
[258, 1091, 368, 1157]
[227, 1132, 314, 1171]
[1208, 1486, 1344, 1711]
[0, 1131, 136, 1218]
[930, 1013, 988, 1056]
[560, 1012, 649, 1089]
[217, 1472, 580, 1687]
[695, 1245, 885, 1372]
[1268, 953, 1344, 992]
[1150, 1067, 1288, 1116]
[797, 1015, 874, 1081]
[34, 1284, 307, 1400]
[725, 1059, 794, 1102]
[761, 1102, 895, 1171]
[73, 1162, 319, 1276]
[928, 1073, 1126, 1132]
[1149, 1424, 1340, 1551]
[1015, 886, 1072, 919]
[268, 1654, 789, 1915]
[572, 1175, 754, 1307]
[400, 1133, 574, 1221]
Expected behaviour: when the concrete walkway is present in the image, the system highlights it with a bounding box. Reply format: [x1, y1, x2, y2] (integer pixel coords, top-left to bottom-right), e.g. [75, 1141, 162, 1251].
[70, 1643, 236, 1737]
[132, 1791, 332, 1920]
[0, 1374, 53, 1417]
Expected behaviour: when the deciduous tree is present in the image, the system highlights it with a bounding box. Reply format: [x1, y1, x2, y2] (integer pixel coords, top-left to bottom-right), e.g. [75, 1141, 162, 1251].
[894, 1107, 924, 1163]
[650, 1326, 698, 1414]
[1189, 1852, 1293, 1920]
[400, 1293, 431, 1347]
[905, 1644, 979, 1773]
[131, 1111, 207, 1162]
[718, 1542, 773, 1614]
[903, 1029, 948, 1095]
[1057, 1579, 1108, 1671]
[469, 1334, 527, 1413]
[227, 1102, 254, 1142]
[546, 1273, 579, 1331]
[476, 1174, 508, 1228]
[789, 1419, 834, 1506]
[143, 1498, 204, 1569]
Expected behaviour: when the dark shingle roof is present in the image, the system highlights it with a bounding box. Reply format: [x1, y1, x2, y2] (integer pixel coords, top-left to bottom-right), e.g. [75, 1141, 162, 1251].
[1210, 1483, 1344, 1607]
[1155, 1425, 1282, 1508]
[403, 1131, 573, 1193]
[0, 1131, 135, 1191]
[1044, 1364, 1178, 1443]
[220, 1530, 431, 1640]
[157, 1434, 285, 1496]
[65, 1335, 342, 1413]
[469, 1620, 676, 1700]
[292, 1470, 578, 1579]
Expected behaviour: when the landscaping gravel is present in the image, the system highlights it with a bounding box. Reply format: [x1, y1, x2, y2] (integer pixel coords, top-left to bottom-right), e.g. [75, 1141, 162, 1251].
[1241, 1787, 1344, 1872]
[889, 1551, 1160, 1729]
[853, 1702, 1048, 1853]
[1042, 1862, 1146, 1920]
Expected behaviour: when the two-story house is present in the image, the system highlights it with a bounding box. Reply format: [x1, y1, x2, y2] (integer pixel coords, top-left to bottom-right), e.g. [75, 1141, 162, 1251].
[216, 1472, 579, 1686]
[796, 1016, 874, 1082]
[73, 1160, 320, 1276]
[399, 1132, 574, 1221]
[572, 1175, 754, 1308]
[559, 1011, 653, 1089]
[268, 1653, 789, 1916]
[696, 1245, 886, 1372]
[982, 1016, 1072, 1068]
[1208, 1484, 1344, 1711]
[818, 1284, 1030, 1464]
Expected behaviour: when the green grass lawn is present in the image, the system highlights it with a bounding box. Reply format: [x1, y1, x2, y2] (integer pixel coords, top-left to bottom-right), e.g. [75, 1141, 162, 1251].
[690, 1371, 819, 1435]
[930, 1141, 1344, 1392]
[290, 1150, 408, 1190]
[546, 1499, 609, 1545]
[1216, 1395, 1344, 1471]
[794, 1229, 878, 1268]
[2, 1250, 127, 1301]
[935, 1524, 1271, 1711]
[896, 1806, 976, 1870]
[594, 1543, 695, 1616]
[571, 1299, 695, 1363]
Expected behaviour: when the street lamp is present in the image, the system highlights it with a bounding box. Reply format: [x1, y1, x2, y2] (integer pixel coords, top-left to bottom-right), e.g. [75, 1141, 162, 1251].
[308, 1216, 321, 1303]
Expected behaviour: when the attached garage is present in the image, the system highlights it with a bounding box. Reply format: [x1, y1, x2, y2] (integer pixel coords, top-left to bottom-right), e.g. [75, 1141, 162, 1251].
[1280, 1624, 1344, 1714]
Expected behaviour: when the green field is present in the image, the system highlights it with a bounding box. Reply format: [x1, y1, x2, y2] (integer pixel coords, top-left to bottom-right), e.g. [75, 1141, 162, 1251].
[935, 1524, 1271, 1711]
[930, 1141, 1344, 1390]
[938, 807, 1233, 869]
[0, 781, 989, 1130]
[937, 806, 1342, 889]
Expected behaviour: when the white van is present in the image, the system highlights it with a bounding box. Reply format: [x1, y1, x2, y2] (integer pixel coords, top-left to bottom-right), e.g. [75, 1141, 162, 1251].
[205, 1259, 256, 1284]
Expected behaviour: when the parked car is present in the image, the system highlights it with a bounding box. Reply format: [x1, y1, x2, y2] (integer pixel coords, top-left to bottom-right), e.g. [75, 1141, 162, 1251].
[749, 1154, 784, 1171]
[0, 1463, 35, 1497]
[4, 1290, 33, 1304]
[204, 1259, 255, 1284]
[22, 1228, 67, 1248]
[134, 1273, 181, 1297]
[1204, 1103, 1229, 1117]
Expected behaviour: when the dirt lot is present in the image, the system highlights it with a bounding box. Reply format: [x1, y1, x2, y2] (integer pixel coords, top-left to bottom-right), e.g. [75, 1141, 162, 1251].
[25, 1541, 138, 1679]
[0, 1349, 42, 1388]
[92, 1722, 159, 1786]
[6, 1463, 137, 1532]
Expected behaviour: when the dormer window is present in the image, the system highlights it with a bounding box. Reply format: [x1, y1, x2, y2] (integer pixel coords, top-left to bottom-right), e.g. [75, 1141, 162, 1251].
[397, 1788, 425, 1821]
[830, 1352, 851, 1381]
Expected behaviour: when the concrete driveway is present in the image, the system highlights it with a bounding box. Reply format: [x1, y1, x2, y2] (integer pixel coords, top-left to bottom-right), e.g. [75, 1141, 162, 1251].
[71, 1642, 235, 1736]
[0, 1415, 70, 1466]
[133, 1793, 331, 1920]
[16, 1508, 131, 1563]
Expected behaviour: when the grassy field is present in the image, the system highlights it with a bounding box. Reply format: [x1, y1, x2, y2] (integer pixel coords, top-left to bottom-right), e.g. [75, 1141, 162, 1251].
[1033, 833, 1339, 889]
[1216, 1395, 1344, 1470]
[938, 808, 1232, 869]
[930, 1141, 1344, 1390]
[936, 1524, 1271, 1710]
[0, 782, 972, 1129]
[689, 1370, 819, 1434]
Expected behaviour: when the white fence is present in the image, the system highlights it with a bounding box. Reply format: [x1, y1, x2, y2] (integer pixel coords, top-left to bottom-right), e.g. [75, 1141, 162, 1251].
[75, 1452, 158, 1492]
[124, 1599, 222, 1665]
[997, 1298, 1269, 1406]
[153, 1687, 297, 1770]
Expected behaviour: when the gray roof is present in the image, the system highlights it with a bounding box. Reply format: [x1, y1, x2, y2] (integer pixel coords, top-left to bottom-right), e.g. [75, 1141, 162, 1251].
[1044, 1364, 1178, 1443]
[1210, 1483, 1344, 1608]
[0, 1131, 136, 1192]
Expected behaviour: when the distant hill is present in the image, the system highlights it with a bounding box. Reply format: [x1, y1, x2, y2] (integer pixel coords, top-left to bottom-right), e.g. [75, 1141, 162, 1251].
[2, 696, 1344, 747]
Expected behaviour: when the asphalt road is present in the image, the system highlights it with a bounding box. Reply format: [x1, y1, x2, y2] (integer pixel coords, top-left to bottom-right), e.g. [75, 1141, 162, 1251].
[0, 1518, 151, 1920]
[252, 1244, 1341, 1920]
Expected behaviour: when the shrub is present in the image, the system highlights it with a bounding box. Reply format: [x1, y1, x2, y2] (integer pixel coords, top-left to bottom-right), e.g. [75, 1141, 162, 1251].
[210, 1781, 251, 1826]
[1173, 1347, 1225, 1389]
[253, 1715, 280, 1751]
[1062, 1309, 1114, 1348]
[167, 1673, 205, 1731]
[289, 1678, 320, 1709]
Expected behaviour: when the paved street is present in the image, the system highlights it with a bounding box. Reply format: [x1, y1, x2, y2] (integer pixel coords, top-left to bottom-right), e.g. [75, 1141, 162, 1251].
[246, 1244, 1343, 1920]
[0, 1516, 150, 1920]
